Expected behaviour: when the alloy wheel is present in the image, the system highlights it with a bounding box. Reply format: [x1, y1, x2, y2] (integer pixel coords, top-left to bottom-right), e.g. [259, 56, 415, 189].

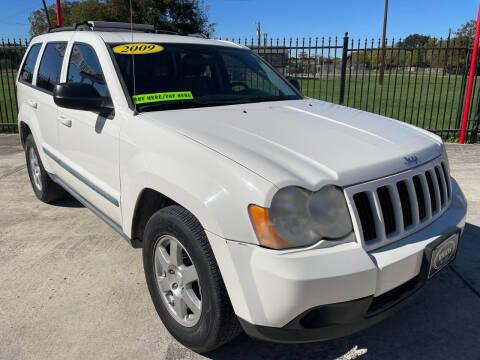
[154, 234, 202, 327]
[29, 147, 42, 191]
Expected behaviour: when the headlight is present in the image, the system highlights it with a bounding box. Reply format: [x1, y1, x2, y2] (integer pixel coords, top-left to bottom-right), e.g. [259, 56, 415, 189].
[307, 186, 353, 238]
[249, 185, 353, 249]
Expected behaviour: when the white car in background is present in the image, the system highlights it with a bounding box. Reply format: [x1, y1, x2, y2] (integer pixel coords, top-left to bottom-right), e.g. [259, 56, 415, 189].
[16, 21, 467, 352]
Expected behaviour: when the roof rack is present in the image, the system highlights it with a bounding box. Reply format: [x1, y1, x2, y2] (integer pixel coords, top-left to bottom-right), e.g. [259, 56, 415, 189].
[48, 21, 155, 33]
[47, 21, 206, 38]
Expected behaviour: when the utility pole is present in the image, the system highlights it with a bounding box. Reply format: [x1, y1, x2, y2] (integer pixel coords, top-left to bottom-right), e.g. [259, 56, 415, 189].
[256, 21, 261, 48]
[444, 29, 451, 70]
[55, 0, 63, 27]
[379, 0, 388, 85]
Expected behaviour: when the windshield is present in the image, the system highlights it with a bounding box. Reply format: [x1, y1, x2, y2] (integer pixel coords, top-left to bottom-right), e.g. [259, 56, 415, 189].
[109, 43, 301, 111]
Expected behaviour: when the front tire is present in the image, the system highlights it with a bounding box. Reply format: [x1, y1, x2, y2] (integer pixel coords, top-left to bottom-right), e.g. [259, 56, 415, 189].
[143, 205, 241, 352]
[25, 134, 66, 203]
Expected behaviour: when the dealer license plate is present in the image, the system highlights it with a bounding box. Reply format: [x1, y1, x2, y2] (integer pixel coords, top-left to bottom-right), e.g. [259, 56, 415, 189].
[428, 233, 459, 278]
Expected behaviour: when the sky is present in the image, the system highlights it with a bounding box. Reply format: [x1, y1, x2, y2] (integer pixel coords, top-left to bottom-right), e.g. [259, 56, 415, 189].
[0, 0, 478, 41]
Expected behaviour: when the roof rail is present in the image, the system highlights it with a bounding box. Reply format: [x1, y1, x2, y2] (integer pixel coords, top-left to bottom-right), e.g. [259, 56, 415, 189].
[47, 21, 206, 38]
[48, 21, 155, 33]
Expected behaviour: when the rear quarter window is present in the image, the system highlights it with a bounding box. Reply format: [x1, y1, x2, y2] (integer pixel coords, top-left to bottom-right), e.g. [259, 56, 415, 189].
[36, 42, 67, 92]
[19, 44, 42, 84]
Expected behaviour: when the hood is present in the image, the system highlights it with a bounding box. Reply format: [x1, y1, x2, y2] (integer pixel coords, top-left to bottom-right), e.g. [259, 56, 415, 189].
[145, 99, 443, 189]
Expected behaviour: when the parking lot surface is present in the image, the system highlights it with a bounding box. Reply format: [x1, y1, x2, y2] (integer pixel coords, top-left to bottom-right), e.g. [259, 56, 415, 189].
[1, 134, 479, 360]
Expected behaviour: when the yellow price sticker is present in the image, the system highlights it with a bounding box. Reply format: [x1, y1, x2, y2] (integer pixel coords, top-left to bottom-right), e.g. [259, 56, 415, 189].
[133, 91, 194, 104]
[113, 43, 164, 55]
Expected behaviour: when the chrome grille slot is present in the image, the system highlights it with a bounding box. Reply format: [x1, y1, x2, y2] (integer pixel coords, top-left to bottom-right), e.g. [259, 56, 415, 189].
[435, 166, 446, 205]
[413, 175, 426, 220]
[396, 181, 413, 228]
[377, 186, 396, 236]
[353, 192, 377, 242]
[345, 157, 452, 250]
[425, 171, 437, 213]
[435, 166, 447, 206]
[441, 162, 451, 199]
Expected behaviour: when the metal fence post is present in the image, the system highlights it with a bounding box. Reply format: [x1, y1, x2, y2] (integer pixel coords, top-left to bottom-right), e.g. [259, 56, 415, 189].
[339, 32, 349, 105]
[455, 52, 470, 130]
[470, 79, 480, 143]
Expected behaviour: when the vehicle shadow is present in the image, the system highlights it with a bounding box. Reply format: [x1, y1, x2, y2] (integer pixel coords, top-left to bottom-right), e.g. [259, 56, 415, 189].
[205, 222, 480, 360]
[50, 196, 84, 208]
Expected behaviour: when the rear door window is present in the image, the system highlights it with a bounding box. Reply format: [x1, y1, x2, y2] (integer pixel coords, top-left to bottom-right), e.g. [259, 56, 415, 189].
[36, 42, 67, 92]
[67, 43, 108, 97]
[19, 44, 42, 84]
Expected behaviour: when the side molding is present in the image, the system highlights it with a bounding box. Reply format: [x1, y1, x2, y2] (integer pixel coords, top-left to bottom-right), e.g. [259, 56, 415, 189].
[43, 147, 119, 206]
[49, 173, 132, 246]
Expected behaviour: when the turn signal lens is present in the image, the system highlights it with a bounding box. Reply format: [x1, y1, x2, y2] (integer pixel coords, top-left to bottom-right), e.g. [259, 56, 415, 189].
[248, 205, 293, 249]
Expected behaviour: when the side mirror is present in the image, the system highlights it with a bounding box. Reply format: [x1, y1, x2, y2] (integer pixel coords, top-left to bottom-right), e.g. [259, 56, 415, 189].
[53, 83, 113, 113]
[286, 76, 300, 91]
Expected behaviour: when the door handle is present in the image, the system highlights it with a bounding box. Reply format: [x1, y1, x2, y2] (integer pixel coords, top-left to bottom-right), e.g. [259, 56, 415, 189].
[58, 115, 72, 127]
[27, 100, 37, 109]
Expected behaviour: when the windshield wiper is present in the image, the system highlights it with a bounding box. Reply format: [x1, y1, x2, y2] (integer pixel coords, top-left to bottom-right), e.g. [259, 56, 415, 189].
[242, 96, 286, 103]
[137, 98, 251, 111]
[197, 96, 287, 105]
[137, 99, 211, 112]
[137, 96, 291, 112]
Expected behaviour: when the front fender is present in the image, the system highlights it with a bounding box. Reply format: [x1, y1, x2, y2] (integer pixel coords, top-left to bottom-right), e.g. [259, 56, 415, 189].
[120, 116, 276, 244]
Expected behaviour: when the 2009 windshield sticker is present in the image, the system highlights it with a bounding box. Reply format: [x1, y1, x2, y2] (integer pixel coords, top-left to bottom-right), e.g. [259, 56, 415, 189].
[113, 43, 163, 55]
[133, 91, 194, 104]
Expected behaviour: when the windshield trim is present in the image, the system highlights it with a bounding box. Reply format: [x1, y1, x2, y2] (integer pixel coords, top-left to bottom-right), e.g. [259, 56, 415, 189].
[248, 50, 304, 99]
[107, 41, 304, 113]
[105, 41, 136, 111]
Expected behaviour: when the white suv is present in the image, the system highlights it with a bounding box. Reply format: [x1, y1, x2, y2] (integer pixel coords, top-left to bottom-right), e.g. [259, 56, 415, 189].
[16, 21, 467, 352]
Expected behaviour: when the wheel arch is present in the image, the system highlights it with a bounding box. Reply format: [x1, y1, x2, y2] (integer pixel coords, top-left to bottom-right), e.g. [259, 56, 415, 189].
[19, 120, 32, 149]
[130, 188, 179, 248]
[128, 182, 224, 249]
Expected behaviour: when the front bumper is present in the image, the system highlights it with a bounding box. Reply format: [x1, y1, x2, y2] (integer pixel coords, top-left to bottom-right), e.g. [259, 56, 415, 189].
[237, 228, 459, 343]
[207, 178, 467, 342]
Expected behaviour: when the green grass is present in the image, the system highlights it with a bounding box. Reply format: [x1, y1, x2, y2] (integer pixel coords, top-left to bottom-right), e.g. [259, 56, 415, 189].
[0, 71, 18, 132]
[298, 73, 479, 140]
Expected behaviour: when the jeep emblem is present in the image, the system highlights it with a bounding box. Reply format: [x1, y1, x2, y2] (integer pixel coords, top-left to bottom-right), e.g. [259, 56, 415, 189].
[404, 155, 419, 166]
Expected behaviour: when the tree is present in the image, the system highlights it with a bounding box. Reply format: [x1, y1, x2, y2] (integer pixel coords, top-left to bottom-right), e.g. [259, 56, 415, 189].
[455, 19, 476, 39]
[397, 34, 431, 49]
[28, 0, 215, 38]
[454, 19, 476, 47]
[28, 1, 76, 37]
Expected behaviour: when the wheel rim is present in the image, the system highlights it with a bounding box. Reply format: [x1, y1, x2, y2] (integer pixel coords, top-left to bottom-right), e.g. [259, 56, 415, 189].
[29, 147, 42, 191]
[154, 234, 202, 327]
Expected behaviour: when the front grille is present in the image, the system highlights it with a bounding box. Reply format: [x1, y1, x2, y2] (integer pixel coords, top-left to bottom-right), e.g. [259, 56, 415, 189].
[435, 166, 445, 205]
[345, 158, 452, 249]
[425, 171, 437, 212]
[353, 192, 377, 241]
[413, 175, 426, 220]
[396, 181, 412, 227]
[377, 186, 396, 235]
[442, 162, 451, 198]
